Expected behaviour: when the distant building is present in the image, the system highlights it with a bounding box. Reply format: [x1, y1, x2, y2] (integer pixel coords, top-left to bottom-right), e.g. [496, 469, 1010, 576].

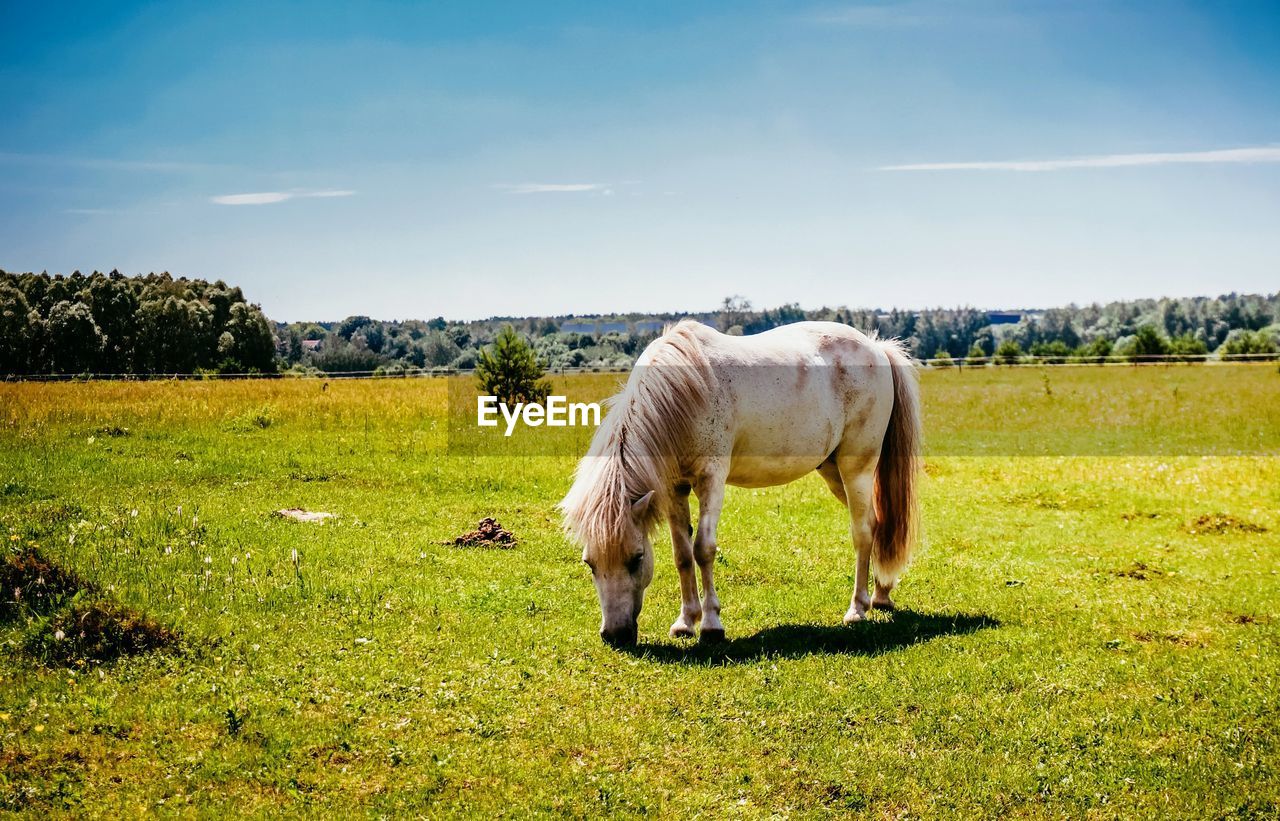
[301, 339, 322, 352]
[560, 319, 661, 335]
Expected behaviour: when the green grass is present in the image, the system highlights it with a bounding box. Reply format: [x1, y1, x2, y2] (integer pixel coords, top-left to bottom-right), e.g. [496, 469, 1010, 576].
[1, 366, 1277, 817]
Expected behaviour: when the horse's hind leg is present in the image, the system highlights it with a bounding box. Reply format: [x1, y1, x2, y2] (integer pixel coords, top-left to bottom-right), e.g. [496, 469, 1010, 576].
[838, 461, 877, 624]
[693, 469, 727, 641]
[872, 578, 896, 611]
[667, 486, 702, 639]
[817, 455, 846, 505]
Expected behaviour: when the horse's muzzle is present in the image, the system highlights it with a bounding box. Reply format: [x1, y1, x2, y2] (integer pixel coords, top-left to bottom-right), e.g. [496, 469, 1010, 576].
[600, 624, 638, 647]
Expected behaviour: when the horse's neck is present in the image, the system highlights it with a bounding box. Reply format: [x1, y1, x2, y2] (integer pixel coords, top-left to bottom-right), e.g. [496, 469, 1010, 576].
[615, 415, 677, 490]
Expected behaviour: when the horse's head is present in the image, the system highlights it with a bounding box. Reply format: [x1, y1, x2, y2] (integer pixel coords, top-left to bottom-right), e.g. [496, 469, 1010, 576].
[582, 490, 656, 645]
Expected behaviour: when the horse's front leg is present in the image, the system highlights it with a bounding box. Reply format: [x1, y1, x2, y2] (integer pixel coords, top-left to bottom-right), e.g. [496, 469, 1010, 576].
[667, 485, 701, 639]
[693, 470, 727, 641]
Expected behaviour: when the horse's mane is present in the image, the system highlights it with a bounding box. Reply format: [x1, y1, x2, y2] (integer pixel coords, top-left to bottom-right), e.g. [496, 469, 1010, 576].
[559, 320, 713, 560]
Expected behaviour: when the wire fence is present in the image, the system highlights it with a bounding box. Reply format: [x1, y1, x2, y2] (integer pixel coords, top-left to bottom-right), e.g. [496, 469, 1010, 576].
[4, 351, 1278, 382]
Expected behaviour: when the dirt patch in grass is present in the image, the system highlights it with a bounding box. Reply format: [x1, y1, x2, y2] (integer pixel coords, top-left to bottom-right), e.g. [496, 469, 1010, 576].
[1003, 489, 1098, 511]
[289, 469, 342, 482]
[24, 600, 177, 665]
[1183, 514, 1267, 536]
[451, 517, 517, 548]
[1133, 630, 1205, 648]
[25, 501, 87, 530]
[1, 546, 95, 617]
[2, 547, 177, 666]
[1113, 561, 1164, 581]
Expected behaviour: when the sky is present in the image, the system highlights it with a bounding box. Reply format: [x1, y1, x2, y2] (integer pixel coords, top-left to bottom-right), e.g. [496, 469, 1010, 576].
[1, 0, 1278, 322]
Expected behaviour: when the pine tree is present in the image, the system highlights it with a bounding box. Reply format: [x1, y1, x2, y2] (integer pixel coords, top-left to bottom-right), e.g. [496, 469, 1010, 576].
[475, 325, 551, 406]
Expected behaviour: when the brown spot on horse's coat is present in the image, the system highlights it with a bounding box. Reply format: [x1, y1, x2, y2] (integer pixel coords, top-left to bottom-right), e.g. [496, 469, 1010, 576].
[795, 363, 810, 392]
[848, 396, 872, 427]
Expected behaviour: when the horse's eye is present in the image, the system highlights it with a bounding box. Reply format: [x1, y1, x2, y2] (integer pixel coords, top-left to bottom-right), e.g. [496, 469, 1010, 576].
[583, 558, 596, 575]
[625, 553, 644, 575]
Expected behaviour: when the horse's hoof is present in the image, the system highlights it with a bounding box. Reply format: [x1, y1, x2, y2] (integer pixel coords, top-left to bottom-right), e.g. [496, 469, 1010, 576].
[843, 610, 866, 625]
[872, 598, 896, 612]
[669, 624, 696, 639]
[699, 628, 726, 643]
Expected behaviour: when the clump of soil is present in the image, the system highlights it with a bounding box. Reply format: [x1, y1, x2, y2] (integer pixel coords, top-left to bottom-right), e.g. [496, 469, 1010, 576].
[25, 600, 177, 665]
[1183, 514, 1267, 536]
[451, 517, 517, 548]
[1, 547, 95, 616]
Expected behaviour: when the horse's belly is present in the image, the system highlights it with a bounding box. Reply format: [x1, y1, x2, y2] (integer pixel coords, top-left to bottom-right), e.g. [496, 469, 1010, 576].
[726, 455, 825, 488]
[725, 412, 841, 487]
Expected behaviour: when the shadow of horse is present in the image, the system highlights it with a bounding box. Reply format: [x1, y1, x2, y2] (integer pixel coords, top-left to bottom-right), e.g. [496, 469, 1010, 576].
[620, 609, 998, 665]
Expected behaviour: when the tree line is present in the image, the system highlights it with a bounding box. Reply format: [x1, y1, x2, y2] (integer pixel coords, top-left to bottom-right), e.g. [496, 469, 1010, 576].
[2, 269, 1276, 376]
[0, 270, 277, 375]
[283, 292, 1277, 375]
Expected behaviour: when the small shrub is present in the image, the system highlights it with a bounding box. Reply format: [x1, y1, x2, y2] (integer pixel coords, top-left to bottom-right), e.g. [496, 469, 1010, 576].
[1073, 337, 1114, 364]
[225, 706, 249, 738]
[225, 404, 275, 432]
[1168, 334, 1208, 362]
[1218, 329, 1278, 361]
[1129, 325, 1169, 363]
[1029, 340, 1071, 364]
[994, 340, 1022, 365]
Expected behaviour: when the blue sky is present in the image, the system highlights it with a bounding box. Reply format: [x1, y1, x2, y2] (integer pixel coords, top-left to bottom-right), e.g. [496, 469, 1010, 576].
[2, 1, 1277, 321]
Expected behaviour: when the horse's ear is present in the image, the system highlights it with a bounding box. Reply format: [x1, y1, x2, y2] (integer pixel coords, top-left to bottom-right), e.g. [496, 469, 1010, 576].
[630, 490, 656, 517]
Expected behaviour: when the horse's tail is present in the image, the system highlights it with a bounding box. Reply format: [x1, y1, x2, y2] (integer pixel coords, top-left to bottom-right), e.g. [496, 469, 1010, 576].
[873, 339, 922, 585]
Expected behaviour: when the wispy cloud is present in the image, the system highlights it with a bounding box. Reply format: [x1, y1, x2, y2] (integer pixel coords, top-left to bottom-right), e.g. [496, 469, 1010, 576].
[493, 183, 613, 195]
[210, 189, 356, 205]
[879, 146, 1280, 172]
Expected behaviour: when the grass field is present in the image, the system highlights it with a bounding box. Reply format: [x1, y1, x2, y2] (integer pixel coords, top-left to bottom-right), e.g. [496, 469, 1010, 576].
[1, 366, 1278, 816]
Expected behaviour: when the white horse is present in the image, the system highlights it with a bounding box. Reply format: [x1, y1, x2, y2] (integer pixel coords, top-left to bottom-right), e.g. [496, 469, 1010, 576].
[560, 320, 922, 645]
